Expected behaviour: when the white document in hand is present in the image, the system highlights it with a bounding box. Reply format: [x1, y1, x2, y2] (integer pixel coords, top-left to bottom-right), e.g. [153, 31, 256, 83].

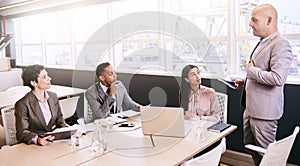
[47, 125, 78, 134]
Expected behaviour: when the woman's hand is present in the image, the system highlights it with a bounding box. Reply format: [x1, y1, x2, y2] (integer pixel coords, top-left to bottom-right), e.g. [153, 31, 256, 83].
[184, 111, 200, 120]
[37, 135, 55, 146]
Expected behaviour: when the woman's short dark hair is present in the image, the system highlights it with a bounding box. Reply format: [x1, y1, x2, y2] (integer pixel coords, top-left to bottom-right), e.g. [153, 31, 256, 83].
[22, 64, 44, 90]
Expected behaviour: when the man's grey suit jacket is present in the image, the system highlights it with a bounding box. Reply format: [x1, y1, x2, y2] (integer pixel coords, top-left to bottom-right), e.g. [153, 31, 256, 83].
[85, 81, 140, 121]
[245, 31, 292, 120]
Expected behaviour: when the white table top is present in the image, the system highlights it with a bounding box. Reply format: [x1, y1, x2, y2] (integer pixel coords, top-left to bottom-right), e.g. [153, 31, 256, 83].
[0, 117, 237, 166]
[0, 85, 85, 109]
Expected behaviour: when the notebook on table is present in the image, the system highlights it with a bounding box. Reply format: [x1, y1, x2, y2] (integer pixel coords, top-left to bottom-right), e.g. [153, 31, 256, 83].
[207, 122, 231, 133]
[141, 106, 193, 138]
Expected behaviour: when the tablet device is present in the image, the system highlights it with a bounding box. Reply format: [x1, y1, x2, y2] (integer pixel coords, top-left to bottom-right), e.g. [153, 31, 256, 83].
[45, 128, 77, 140]
[218, 78, 238, 89]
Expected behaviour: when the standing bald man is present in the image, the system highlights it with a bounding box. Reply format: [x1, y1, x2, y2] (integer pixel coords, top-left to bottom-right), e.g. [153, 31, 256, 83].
[233, 4, 292, 165]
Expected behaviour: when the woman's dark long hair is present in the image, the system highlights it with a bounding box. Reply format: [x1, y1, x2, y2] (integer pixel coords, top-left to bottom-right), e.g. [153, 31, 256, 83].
[180, 64, 199, 111]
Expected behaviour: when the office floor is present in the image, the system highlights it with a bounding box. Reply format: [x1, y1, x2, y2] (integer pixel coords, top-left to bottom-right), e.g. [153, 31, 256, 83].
[220, 150, 297, 166]
[220, 150, 253, 166]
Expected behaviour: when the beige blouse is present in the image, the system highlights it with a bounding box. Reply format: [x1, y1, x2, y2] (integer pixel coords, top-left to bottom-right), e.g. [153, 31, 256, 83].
[187, 85, 220, 122]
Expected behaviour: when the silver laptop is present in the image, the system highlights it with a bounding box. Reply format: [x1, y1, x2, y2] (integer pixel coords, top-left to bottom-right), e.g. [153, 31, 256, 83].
[141, 106, 193, 138]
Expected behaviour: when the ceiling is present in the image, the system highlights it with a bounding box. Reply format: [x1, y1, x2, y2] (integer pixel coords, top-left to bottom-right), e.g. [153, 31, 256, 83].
[0, 0, 120, 18]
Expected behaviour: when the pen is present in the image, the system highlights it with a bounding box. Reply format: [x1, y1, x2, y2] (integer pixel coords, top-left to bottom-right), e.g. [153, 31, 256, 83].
[38, 135, 53, 143]
[113, 121, 127, 125]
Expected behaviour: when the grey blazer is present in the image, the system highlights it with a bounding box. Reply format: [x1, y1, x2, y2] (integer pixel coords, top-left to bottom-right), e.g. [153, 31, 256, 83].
[85, 81, 140, 121]
[245, 31, 292, 120]
[15, 91, 68, 144]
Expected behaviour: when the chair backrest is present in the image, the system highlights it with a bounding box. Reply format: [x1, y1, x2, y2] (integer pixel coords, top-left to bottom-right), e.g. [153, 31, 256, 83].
[182, 138, 226, 166]
[1, 106, 18, 145]
[59, 96, 80, 119]
[260, 126, 299, 166]
[215, 92, 228, 123]
[84, 98, 93, 123]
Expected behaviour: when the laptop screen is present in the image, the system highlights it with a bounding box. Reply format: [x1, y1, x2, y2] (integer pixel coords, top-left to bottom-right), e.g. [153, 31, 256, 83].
[141, 106, 192, 138]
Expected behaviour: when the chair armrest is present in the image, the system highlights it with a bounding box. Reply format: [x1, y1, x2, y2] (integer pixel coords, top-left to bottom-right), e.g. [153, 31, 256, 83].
[245, 144, 267, 154]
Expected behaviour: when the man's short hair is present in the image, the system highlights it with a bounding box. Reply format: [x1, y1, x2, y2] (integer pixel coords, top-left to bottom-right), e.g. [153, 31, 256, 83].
[96, 62, 111, 77]
[22, 64, 44, 90]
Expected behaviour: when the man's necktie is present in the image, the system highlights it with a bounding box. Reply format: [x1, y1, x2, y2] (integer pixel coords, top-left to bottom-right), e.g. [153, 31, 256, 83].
[106, 87, 110, 95]
[240, 41, 260, 108]
[248, 41, 260, 63]
[106, 87, 116, 114]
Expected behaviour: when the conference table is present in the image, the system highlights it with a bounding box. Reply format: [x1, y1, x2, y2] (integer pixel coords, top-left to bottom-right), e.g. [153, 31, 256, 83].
[0, 115, 237, 166]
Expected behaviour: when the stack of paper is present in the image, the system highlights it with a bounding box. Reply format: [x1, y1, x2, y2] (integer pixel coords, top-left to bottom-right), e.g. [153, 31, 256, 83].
[112, 110, 140, 119]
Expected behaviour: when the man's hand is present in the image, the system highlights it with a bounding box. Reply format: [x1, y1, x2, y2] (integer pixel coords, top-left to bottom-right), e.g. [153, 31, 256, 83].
[108, 82, 119, 96]
[246, 61, 254, 70]
[140, 104, 151, 111]
[231, 78, 244, 89]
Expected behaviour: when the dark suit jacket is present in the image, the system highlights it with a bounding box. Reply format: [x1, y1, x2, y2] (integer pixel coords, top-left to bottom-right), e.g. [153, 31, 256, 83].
[15, 91, 68, 144]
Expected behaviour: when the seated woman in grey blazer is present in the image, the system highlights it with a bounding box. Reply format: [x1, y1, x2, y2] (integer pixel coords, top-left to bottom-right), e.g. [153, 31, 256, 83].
[15, 64, 68, 146]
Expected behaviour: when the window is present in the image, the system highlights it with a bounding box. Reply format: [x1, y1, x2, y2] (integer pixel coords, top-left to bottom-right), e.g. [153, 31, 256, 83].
[10, 0, 300, 77]
[238, 0, 300, 76]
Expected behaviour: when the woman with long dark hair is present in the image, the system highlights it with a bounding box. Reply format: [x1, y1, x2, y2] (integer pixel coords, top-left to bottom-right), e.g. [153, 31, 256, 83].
[180, 65, 219, 122]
